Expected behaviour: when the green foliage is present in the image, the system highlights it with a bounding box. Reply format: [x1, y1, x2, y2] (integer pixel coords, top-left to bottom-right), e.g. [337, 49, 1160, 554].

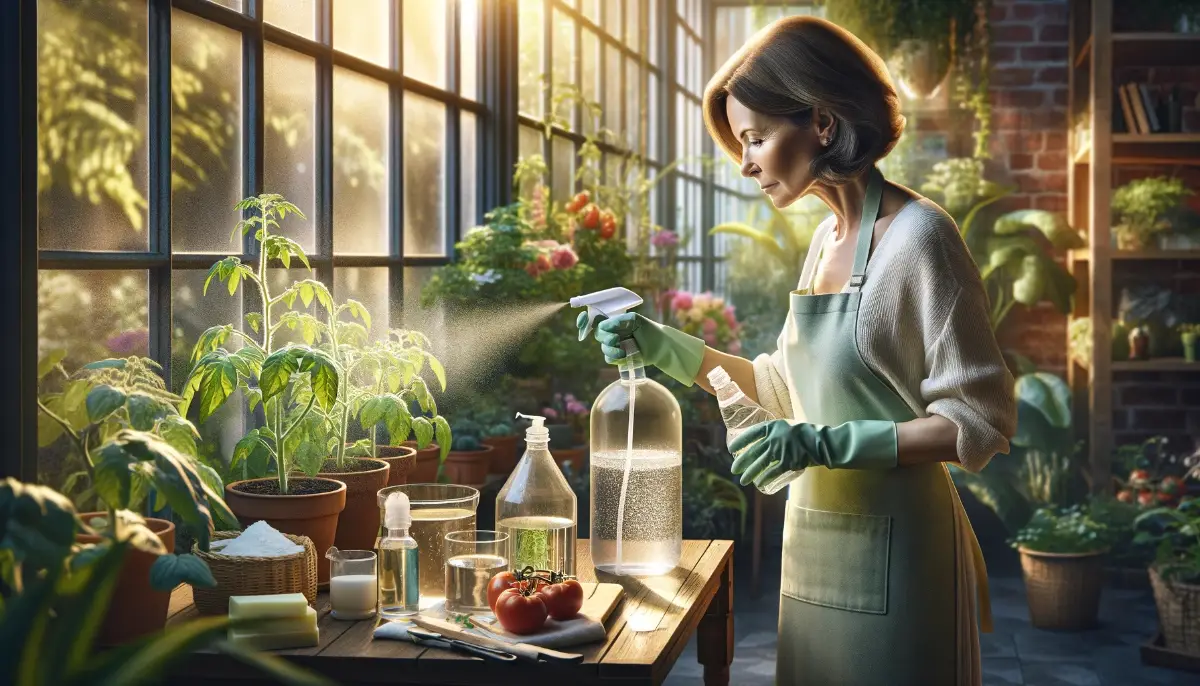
[1011, 505, 1110, 555]
[1088, 495, 1157, 568]
[1134, 499, 1200, 584]
[449, 419, 483, 452]
[1112, 176, 1194, 248]
[0, 481, 332, 686]
[680, 440, 749, 541]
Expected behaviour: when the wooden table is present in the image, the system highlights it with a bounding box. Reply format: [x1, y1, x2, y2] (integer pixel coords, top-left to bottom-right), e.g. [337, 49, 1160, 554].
[166, 539, 734, 686]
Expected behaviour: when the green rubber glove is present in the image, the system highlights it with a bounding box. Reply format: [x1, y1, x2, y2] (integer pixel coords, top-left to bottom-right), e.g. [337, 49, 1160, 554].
[729, 419, 898, 487]
[576, 311, 706, 387]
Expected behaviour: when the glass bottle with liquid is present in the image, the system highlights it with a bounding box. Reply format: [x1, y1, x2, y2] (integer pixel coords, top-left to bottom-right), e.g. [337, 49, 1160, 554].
[495, 413, 578, 576]
[590, 341, 682, 576]
[377, 491, 420, 619]
[708, 365, 800, 495]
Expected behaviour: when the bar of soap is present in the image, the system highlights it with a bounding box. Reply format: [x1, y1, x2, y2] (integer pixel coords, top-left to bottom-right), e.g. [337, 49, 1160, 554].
[238, 606, 317, 635]
[228, 625, 320, 651]
[229, 593, 310, 619]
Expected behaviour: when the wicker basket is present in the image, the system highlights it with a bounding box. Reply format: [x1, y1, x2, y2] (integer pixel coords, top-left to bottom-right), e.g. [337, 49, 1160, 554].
[192, 531, 318, 616]
[1019, 547, 1107, 630]
[1150, 566, 1200, 655]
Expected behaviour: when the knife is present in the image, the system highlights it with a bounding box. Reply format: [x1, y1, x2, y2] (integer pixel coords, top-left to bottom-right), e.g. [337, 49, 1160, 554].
[411, 616, 585, 665]
[407, 627, 518, 662]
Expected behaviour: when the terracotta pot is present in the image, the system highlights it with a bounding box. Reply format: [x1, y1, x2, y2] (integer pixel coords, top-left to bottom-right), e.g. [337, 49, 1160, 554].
[403, 441, 441, 483]
[482, 434, 521, 475]
[444, 445, 495, 486]
[225, 477, 347, 585]
[376, 445, 417, 486]
[76, 514, 175, 646]
[318, 458, 390, 552]
[1019, 547, 1107, 630]
[553, 446, 588, 472]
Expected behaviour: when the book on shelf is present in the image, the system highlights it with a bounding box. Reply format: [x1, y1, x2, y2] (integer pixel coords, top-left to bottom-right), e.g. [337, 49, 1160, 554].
[1118, 82, 1187, 135]
[1138, 83, 1162, 132]
[1117, 84, 1135, 133]
[1127, 82, 1152, 134]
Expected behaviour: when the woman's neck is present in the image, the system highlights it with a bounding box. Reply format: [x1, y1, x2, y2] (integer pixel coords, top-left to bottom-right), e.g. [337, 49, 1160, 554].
[810, 175, 870, 240]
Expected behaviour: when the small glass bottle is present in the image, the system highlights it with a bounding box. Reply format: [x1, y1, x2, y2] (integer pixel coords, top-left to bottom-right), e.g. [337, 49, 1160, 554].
[378, 491, 420, 619]
[496, 413, 578, 576]
[708, 365, 800, 495]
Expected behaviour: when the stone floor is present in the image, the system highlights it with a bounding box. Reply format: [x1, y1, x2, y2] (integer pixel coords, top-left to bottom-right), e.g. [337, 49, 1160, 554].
[663, 550, 1195, 685]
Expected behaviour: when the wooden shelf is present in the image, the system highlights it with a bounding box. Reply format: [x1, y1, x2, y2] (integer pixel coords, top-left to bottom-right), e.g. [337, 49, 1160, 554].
[1111, 358, 1199, 372]
[1076, 33, 1200, 68]
[1112, 134, 1200, 165]
[1069, 249, 1200, 261]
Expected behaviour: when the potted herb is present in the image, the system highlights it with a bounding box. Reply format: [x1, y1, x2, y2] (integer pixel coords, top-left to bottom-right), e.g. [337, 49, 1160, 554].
[1112, 176, 1193, 251]
[0, 479, 326, 685]
[444, 418, 494, 487]
[1180, 323, 1199, 363]
[1011, 505, 1110, 630]
[1134, 499, 1200, 655]
[34, 355, 234, 644]
[181, 193, 345, 584]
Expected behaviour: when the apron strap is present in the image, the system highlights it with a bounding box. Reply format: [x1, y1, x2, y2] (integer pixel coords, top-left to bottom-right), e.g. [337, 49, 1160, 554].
[847, 167, 884, 293]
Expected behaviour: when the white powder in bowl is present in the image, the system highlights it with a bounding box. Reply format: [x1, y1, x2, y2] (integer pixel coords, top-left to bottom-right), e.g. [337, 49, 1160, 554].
[219, 521, 305, 557]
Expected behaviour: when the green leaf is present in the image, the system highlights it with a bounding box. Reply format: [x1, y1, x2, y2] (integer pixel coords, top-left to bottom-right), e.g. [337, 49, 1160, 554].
[86, 385, 127, 423]
[231, 430, 264, 470]
[194, 462, 238, 533]
[110, 510, 168, 556]
[994, 209, 1086, 250]
[158, 415, 200, 457]
[245, 312, 263, 333]
[344, 298, 372, 330]
[91, 444, 137, 510]
[293, 442, 326, 477]
[425, 352, 447, 392]
[384, 395, 412, 445]
[298, 351, 338, 411]
[259, 349, 300, 406]
[1011, 254, 1046, 306]
[411, 377, 432, 413]
[0, 478, 83, 570]
[198, 360, 237, 423]
[412, 417, 434, 450]
[149, 553, 217, 591]
[37, 349, 67, 381]
[61, 379, 92, 428]
[37, 398, 65, 447]
[359, 396, 387, 431]
[146, 448, 213, 551]
[433, 415, 452, 463]
[1016, 372, 1072, 430]
[126, 393, 170, 431]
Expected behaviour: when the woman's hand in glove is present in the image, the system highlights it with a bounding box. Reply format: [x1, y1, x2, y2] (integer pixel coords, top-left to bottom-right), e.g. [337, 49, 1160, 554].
[575, 312, 706, 387]
[729, 419, 900, 487]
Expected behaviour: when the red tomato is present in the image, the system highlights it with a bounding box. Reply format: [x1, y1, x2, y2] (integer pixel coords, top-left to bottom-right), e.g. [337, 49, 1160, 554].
[537, 579, 584, 621]
[1156, 491, 1176, 506]
[567, 191, 589, 212]
[494, 587, 548, 634]
[1117, 489, 1134, 503]
[583, 205, 600, 229]
[599, 221, 616, 239]
[1129, 469, 1151, 487]
[1159, 476, 1185, 496]
[1138, 489, 1156, 507]
[487, 571, 518, 612]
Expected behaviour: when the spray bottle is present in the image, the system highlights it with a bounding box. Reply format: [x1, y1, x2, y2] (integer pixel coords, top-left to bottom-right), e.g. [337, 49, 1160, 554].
[573, 288, 683, 576]
[378, 491, 420, 619]
[495, 413, 578, 575]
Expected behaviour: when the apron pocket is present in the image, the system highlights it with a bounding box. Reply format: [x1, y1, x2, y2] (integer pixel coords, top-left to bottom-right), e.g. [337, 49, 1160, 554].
[781, 505, 892, 615]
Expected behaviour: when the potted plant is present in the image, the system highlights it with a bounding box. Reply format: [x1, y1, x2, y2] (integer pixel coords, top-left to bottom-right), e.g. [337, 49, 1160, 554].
[34, 355, 234, 644]
[480, 411, 521, 476]
[543, 393, 590, 471]
[1134, 499, 1200, 655]
[1011, 505, 1111, 630]
[0, 479, 326, 685]
[1112, 176, 1193, 251]
[444, 418, 494, 487]
[1180, 323, 1199, 362]
[181, 193, 345, 585]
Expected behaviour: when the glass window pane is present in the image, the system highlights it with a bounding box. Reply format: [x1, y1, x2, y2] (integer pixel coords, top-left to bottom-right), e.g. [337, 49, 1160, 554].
[334, 267, 390, 342]
[626, 57, 640, 153]
[400, 267, 440, 332]
[38, 0, 149, 252]
[404, 94, 446, 257]
[460, 0, 479, 99]
[265, 0, 315, 39]
[625, 0, 639, 49]
[335, 0, 391, 67]
[649, 0, 658, 64]
[172, 11, 243, 254]
[333, 69, 390, 255]
[605, 43, 622, 136]
[209, 0, 242, 11]
[404, 0, 447, 88]
[519, 125, 542, 163]
[580, 0, 599, 25]
[648, 71, 658, 161]
[580, 29, 601, 136]
[551, 136, 575, 203]
[265, 44, 317, 254]
[461, 111, 478, 234]
[517, 0, 544, 117]
[603, 0, 620, 36]
[552, 8, 576, 130]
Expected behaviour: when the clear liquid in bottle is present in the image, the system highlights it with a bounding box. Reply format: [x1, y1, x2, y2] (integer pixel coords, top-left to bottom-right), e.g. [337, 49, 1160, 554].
[378, 544, 420, 619]
[709, 365, 800, 495]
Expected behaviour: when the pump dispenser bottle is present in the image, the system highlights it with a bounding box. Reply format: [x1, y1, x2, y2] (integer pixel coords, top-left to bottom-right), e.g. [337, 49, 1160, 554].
[378, 491, 420, 618]
[495, 413, 578, 575]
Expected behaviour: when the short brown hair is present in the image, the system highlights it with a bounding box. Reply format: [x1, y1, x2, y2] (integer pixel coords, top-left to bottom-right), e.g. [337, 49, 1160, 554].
[703, 16, 905, 185]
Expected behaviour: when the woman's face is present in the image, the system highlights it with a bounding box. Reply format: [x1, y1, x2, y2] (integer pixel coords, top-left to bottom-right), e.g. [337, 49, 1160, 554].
[725, 95, 826, 208]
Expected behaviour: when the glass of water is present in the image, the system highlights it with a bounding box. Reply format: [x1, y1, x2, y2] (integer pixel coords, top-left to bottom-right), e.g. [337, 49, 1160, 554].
[444, 530, 509, 614]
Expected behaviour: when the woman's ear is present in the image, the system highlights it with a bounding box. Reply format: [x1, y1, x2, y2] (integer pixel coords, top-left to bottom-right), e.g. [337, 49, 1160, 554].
[813, 107, 836, 147]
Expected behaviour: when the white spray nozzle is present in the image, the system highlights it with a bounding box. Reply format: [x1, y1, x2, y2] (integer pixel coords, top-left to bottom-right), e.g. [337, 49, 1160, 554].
[570, 287, 644, 341]
[385, 491, 412, 530]
[515, 412, 549, 441]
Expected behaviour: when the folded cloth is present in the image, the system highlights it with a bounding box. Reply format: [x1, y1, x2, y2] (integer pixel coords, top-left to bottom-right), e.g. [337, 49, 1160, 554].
[373, 613, 606, 649]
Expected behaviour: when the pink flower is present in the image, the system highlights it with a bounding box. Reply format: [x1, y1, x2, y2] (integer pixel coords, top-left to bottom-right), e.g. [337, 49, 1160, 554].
[564, 394, 576, 403]
[703, 333, 717, 346]
[702, 319, 717, 335]
[659, 288, 677, 312]
[651, 229, 679, 249]
[724, 305, 738, 327]
[106, 328, 149, 356]
[551, 246, 578, 270]
[671, 291, 693, 312]
[566, 400, 588, 415]
[542, 407, 559, 420]
[729, 340, 742, 355]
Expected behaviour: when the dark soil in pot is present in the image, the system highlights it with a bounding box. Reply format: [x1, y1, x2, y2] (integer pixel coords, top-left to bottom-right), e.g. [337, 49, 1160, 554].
[319, 458, 390, 551]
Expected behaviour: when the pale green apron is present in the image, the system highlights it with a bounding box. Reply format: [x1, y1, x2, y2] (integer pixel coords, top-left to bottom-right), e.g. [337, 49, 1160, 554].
[776, 168, 989, 685]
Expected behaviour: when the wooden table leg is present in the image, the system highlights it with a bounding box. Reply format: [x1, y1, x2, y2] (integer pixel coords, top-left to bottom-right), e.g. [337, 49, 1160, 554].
[697, 557, 734, 686]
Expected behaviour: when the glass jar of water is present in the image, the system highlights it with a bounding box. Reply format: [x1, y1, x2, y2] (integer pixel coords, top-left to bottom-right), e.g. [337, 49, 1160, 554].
[589, 347, 683, 576]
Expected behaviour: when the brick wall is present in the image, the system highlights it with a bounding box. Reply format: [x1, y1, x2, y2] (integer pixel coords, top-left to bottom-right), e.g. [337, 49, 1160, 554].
[988, 0, 1071, 374]
[1113, 373, 1200, 451]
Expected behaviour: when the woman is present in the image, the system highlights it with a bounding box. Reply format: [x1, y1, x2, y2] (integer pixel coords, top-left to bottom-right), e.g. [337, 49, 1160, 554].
[578, 16, 1016, 686]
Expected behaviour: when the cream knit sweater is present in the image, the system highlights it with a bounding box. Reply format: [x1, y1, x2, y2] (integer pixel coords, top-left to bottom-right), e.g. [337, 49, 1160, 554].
[751, 197, 1017, 472]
